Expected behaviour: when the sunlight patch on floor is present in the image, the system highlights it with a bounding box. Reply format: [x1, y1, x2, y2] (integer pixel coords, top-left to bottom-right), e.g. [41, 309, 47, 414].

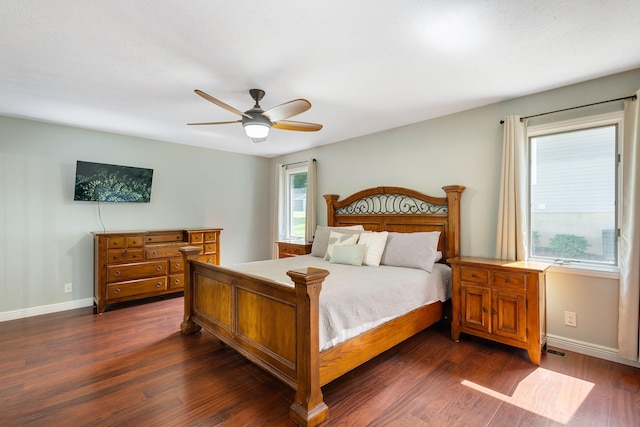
[461, 368, 594, 424]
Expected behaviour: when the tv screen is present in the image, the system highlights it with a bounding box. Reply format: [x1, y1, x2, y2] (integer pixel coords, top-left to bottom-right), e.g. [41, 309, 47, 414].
[73, 161, 153, 202]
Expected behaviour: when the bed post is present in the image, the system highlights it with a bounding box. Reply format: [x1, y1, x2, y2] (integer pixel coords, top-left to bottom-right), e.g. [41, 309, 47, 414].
[179, 246, 203, 335]
[287, 267, 330, 427]
[323, 194, 338, 227]
[442, 185, 465, 260]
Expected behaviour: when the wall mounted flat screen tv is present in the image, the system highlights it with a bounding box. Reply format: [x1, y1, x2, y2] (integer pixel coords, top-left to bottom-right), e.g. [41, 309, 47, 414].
[73, 161, 154, 202]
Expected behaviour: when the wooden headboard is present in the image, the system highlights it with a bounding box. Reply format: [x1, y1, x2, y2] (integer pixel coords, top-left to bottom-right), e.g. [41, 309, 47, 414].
[323, 185, 465, 262]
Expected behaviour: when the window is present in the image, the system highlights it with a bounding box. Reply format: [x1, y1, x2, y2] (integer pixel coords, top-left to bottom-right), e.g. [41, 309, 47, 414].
[527, 112, 622, 267]
[284, 164, 308, 239]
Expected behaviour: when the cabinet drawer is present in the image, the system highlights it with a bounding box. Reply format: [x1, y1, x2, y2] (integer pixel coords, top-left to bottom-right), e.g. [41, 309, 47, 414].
[204, 232, 218, 243]
[107, 261, 167, 283]
[460, 267, 488, 284]
[169, 274, 184, 289]
[145, 244, 183, 259]
[107, 277, 167, 299]
[493, 272, 526, 291]
[146, 231, 184, 243]
[169, 258, 184, 273]
[204, 243, 217, 254]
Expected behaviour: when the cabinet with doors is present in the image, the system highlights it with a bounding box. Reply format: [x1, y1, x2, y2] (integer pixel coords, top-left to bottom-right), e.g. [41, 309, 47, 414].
[449, 257, 549, 365]
[93, 228, 221, 313]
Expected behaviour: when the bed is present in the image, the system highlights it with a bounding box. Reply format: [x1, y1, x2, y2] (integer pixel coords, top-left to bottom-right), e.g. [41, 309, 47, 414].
[179, 185, 465, 426]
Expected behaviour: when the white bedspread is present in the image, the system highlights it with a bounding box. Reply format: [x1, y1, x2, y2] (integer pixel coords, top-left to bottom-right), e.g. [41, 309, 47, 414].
[228, 255, 451, 350]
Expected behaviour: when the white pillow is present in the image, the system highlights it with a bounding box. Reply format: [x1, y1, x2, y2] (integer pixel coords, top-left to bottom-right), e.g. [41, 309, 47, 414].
[324, 231, 360, 261]
[357, 231, 389, 266]
[310, 225, 364, 257]
[380, 231, 441, 272]
[330, 244, 367, 266]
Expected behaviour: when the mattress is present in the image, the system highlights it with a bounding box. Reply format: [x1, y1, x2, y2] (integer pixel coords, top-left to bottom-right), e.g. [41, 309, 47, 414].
[228, 255, 452, 350]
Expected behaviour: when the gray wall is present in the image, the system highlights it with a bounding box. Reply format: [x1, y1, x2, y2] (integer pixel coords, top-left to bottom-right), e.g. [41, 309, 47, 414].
[272, 68, 640, 363]
[0, 117, 271, 315]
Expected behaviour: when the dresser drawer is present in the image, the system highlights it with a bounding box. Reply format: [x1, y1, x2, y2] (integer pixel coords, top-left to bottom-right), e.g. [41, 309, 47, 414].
[493, 272, 527, 291]
[459, 267, 488, 284]
[169, 258, 184, 274]
[189, 233, 204, 244]
[107, 277, 167, 299]
[127, 236, 144, 247]
[204, 243, 217, 254]
[199, 254, 217, 264]
[107, 237, 126, 249]
[169, 274, 184, 289]
[107, 250, 125, 264]
[145, 244, 183, 259]
[204, 232, 218, 243]
[107, 261, 167, 283]
[145, 231, 184, 244]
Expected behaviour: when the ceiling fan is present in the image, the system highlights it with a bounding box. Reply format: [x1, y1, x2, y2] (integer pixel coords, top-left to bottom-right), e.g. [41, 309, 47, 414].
[188, 89, 323, 143]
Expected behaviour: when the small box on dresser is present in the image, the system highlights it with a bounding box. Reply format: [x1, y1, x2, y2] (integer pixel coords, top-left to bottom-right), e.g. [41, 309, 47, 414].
[93, 228, 221, 313]
[449, 256, 549, 365]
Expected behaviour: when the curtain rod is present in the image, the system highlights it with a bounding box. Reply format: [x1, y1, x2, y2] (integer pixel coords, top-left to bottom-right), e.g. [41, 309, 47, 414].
[282, 158, 316, 168]
[499, 94, 637, 124]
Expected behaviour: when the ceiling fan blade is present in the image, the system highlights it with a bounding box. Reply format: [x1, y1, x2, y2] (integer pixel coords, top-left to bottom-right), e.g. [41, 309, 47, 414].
[187, 120, 241, 125]
[194, 89, 252, 119]
[263, 99, 311, 122]
[272, 120, 323, 132]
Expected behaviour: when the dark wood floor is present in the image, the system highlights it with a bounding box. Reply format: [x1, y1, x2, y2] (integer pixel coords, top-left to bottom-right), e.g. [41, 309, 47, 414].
[1, 296, 638, 427]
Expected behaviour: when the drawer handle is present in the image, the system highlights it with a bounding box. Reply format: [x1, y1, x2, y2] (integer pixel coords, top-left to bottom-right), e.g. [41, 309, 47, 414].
[505, 277, 511, 283]
[207, 259, 213, 264]
[174, 279, 180, 285]
[471, 273, 477, 278]
[174, 263, 180, 269]
[156, 266, 163, 271]
[492, 309, 497, 315]
[482, 307, 488, 313]
[113, 288, 121, 295]
[156, 282, 162, 288]
[151, 251, 157, 257]
[113, 271, 121, 277]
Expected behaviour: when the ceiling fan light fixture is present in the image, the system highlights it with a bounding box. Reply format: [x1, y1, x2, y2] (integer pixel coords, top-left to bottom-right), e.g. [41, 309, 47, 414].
[243, 122, 271, 139]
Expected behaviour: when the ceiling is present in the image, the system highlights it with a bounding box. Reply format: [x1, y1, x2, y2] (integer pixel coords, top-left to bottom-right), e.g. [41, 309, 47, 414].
[2, 1, 639, 158]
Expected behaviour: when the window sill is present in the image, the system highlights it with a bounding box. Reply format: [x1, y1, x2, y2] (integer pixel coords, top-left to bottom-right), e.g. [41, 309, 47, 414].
[543, 262, 619, 279]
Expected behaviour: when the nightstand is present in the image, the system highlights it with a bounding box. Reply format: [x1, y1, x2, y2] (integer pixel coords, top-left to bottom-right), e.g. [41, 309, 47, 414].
[277, 239, 312, 258]
[449, 257, 550, 365]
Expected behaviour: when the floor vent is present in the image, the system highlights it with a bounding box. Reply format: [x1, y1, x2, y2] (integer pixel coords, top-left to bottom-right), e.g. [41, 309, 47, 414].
[546, 349, 567, 357]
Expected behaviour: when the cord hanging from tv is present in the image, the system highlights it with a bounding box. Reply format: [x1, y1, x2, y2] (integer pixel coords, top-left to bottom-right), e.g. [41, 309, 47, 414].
[73, 161, 153, 203]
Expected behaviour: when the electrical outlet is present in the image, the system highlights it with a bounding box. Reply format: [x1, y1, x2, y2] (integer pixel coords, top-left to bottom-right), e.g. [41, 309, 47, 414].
[564, 311, 577, 327]
[64, 283, 73, 293]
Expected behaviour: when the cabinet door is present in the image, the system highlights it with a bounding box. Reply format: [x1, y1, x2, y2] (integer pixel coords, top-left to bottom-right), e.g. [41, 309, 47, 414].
[492, 290, 527, 343]
[460, 285, 491, 333]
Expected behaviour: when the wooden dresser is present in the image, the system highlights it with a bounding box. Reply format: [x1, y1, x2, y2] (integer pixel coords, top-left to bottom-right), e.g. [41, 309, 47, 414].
[93, 228, 221, 313]
[277, 239, 312, 258]
[449, 257, 549, 365]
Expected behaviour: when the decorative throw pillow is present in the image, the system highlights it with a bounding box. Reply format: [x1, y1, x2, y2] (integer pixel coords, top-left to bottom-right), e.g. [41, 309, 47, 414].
[310, 225, 364, 257]
[380, 231, 441, 272]
[324, 231, 360, 261]
[330, 244, 367, 266]
[357, 231, 389, 266]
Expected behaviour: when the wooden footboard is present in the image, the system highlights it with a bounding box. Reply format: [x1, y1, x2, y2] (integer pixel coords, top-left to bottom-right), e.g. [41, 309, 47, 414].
[180, 246, 330, 426]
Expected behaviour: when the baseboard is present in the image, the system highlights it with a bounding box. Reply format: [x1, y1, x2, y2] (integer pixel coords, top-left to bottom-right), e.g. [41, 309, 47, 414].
[547, 334, 640, 369]
[0, 298, 95, 322]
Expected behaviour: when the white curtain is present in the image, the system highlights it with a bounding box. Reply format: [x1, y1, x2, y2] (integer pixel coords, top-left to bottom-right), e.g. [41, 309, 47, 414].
[618, 90, 640, 361]
[305, 159, 317, 243]
[495, 115, 529, 261]
[271, 163, 286, 259]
